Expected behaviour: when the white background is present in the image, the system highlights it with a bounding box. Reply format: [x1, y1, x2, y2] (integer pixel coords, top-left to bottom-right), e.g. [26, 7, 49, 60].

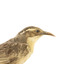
[0, 0, 64, 64]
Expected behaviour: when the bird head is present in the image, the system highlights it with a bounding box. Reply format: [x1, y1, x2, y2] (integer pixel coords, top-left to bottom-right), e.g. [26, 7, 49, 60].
[19, 26, 55, 43]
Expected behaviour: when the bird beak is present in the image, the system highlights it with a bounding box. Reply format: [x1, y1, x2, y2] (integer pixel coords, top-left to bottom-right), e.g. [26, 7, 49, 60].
[42, 31, 55, 37]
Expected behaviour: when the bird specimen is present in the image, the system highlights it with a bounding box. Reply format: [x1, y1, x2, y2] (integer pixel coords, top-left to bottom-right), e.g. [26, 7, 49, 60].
[0, 26, 55, 64]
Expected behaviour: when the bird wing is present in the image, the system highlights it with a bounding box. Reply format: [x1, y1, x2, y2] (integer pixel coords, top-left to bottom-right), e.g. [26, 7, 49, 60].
[0, 39, 28, 64]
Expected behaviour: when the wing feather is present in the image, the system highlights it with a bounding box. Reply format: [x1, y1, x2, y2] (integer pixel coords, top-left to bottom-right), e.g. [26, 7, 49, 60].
[0, 39, 28, 64]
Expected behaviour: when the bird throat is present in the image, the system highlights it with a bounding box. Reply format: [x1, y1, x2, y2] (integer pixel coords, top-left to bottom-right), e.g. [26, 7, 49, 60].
[27, 36, 40, 52]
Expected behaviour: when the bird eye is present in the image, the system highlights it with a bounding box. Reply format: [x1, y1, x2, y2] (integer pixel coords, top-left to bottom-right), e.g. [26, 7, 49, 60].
[36, 30, 40, 33]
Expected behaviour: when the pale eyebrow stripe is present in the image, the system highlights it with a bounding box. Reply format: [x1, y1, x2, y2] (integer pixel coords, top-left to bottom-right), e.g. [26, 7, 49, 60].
[26, 29, 35, 31]
[20, 29, 35, 35]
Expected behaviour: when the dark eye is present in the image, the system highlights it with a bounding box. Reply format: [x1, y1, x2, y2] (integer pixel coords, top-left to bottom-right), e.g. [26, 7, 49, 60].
[36, 30, 40, 33]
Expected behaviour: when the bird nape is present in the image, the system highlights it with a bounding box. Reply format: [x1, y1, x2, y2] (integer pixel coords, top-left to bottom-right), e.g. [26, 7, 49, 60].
[0, 26, 55, 64]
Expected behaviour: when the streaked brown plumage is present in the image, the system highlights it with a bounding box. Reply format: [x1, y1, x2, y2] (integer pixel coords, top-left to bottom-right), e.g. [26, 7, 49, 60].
[0, 26, 55, 64]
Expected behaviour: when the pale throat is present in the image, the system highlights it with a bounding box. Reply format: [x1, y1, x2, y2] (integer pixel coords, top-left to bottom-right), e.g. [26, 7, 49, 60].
[27, 36, 40, 52]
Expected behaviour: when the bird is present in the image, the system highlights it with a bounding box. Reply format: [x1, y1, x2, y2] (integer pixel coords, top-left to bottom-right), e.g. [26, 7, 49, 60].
[0, 26, 55, 64]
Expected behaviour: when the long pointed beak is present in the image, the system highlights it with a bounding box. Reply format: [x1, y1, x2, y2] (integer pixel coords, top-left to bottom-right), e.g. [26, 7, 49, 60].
[42, 31, 55, 37]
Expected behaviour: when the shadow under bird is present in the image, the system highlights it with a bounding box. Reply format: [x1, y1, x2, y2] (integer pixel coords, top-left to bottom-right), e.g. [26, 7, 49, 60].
[0, 26, 55, 64]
